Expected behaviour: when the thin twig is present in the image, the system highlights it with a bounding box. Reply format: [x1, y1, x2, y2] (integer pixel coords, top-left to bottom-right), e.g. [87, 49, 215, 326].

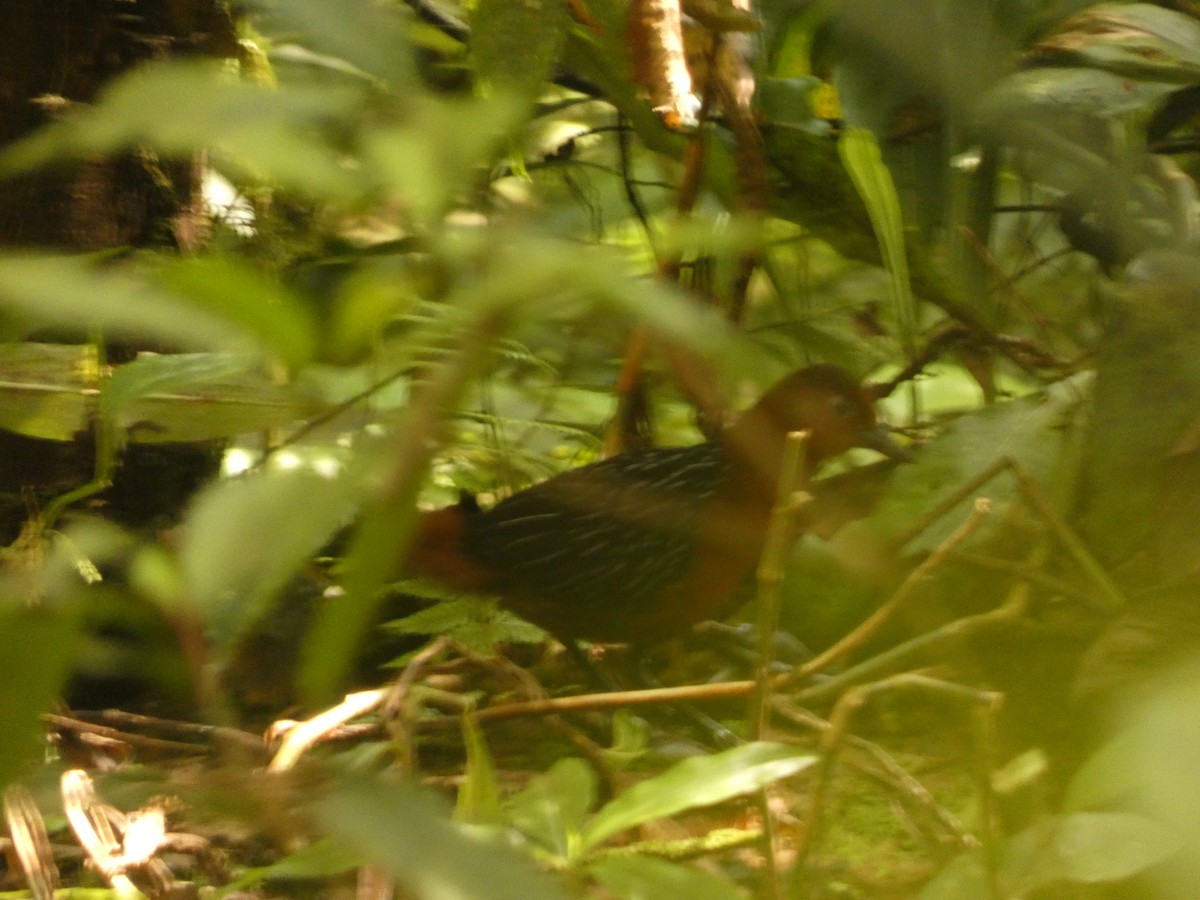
[751, 430, 809, 735]
[896, 459, 1007, 548]
[383, 636, 452, 773]
[792, 599, 1024, 708]
[785, 498, 992, 684]
[770, 700, 976, 851]
[1006, 458, 1126, 611]
[751, 430, 808, 900]
[43, 714, 214, 757]
[417, 679, 757, 730]
[267, 689, 388, 773]
[791, 675, 1002, 886]
[790, 682, 865, 883]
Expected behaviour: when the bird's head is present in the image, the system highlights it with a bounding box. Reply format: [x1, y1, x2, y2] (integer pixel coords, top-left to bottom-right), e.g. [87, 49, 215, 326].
[728, 364, 909, 488]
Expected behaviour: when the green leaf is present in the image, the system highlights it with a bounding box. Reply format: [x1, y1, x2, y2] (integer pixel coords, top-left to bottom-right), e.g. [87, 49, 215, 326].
[365, 94, 525, 225]
[0, 254, 266, 353]
[979, 67, 1178, 125]
[838, 127, 917, 354]
[1047, 812, 1176, 883]
[1029, 4, 1200, 83]
[0, 344, 312, 444]
[918, 851, 989, 900]
[870, 371, 1090, 552]
[178, 468, 357, 658]
[581, 743, 816, 851]
[316, 775, 570, 900]
[0, 602, 81, 791]
[1062, 730, 1140, 813]
[100, 352, 313, 443]
[254, 0, 416, 88]
[151, 257, 319, 369]
[757, 77, 830, 131]
[0, 343, 96, 441]
[386, 597, 546, 652]
[456, 712, 503, 826]
[589, 855, 745, 900]
[504, 758, 597, 860]
[472, 0, 569, 97]
[223, 837, 358, 891]
[921, 812, 1179, 898]
[0, 61, 365, 200]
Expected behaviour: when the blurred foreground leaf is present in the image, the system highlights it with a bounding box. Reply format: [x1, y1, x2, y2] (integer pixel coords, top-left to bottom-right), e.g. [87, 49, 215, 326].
[317, 775, 569, 900]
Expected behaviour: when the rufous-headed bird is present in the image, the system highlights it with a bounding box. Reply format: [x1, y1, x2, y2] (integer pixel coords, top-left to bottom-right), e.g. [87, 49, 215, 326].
[407, 365, 907, 644]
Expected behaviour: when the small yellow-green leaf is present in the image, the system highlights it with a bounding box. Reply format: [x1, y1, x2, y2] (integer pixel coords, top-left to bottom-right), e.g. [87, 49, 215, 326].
[581, 742, 816, 850]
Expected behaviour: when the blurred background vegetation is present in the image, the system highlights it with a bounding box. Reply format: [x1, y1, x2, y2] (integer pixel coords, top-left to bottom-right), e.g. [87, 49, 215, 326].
[2, 0, 1200, 897]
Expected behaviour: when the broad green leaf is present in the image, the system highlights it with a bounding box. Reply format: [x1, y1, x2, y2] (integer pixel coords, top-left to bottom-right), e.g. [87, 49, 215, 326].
[365, 94, 524, 225]
[317, 775, 569, 900]
[439, 236, 740, 369]
[0, 254, 260, 353]
[99, 352, 314, 443]
[918, 851, 990, 900]
[151, 257, 318, 369]
[1029, 4, 1200, 82]
[0, 344, 312, 444]
[387, 597, 546, 652]
[223, 837, 357, 891]
[838, 127, 916, 354]
[870, 371, 1091, 552]
[472, 0, 569, 97]
[589, 855, 745, 900]
[504, 758, 597, 860]
[252, 0, 416, 88]
[1049, 812, 1176, 883]
[757, 77, 831, 131]
[1062, 729, 1139, 813]
[0, 61, 364, 201]
[0, 602, 81, 791]
[179, 468, 357, 657]
[1078, 254, 1200, 570]
[0, 342, 96, 441]
[979, 67, 1178, 124]
[581, 743, 816, 850]
[921, 812, 1178, 898]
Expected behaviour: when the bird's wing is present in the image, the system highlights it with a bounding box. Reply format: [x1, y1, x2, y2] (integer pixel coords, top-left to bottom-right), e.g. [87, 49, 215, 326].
[461, 443, 729, 613]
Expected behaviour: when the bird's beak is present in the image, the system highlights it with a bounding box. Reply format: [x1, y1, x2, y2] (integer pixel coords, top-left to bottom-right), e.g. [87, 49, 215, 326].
[857, 423, 913, 462]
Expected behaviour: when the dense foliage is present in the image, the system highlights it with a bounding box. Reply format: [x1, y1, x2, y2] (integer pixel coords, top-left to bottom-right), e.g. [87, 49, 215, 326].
[2, 0, 1200, 897]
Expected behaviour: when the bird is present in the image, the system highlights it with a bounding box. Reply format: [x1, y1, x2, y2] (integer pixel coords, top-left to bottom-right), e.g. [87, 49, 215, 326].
[405, 365, 908, 646]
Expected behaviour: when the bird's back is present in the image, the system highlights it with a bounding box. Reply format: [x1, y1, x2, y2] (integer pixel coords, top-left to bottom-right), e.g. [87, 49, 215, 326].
[459, 442, 731, 641]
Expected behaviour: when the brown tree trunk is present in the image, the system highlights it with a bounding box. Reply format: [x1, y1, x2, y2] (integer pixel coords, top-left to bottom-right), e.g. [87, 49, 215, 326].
[0, 0, 237, 537]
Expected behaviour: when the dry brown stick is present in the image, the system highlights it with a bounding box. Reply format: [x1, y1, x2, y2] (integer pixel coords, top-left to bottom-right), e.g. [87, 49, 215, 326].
[896, 458, 1008, 548]
[791, 675, 1003, 882]
[784, 498, 992, 685]
[750, 430, 809, 736]
[750, 429, 809, 900]
[418, 679, 757, 730]
[770, 700, 976, 851]
[790, 677, 866, 882]
[43, 714, 212, 756]
[455, 644, 617, 798]
[4, 785, 59, 900]
[85, 709, 264, 754]
[267, 689, 388, 773]
[948, 549, 1094, 604]
[383, 636, 453, 773]
[792, 598, 1024, 708]
[1006, 458, 1126, 611]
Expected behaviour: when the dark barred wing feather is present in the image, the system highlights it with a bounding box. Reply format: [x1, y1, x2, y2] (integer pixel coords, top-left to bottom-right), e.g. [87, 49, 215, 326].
[461, 443, 729, 614]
